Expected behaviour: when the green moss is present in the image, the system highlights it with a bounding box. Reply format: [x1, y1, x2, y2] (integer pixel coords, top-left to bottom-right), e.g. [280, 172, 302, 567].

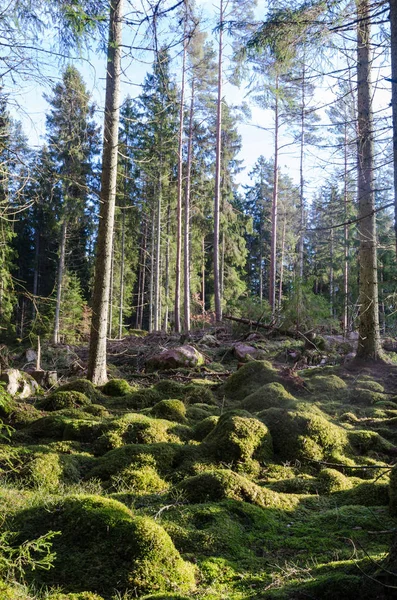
[151, 399, 187, 424]
[241, 382, 296, 412]
[184, 384, 216, 405]
[154, 380, 186, 399]
[114, 387, 163, 410]
[141, 595, 191, 600]
[88, 443, 179, 483]
[101, 378, 133, 397]
[349, 429, 395, 455]
[389, 465, 397, 515]
[84, 404, 110, 418]
[307, 374, 347, 397]
[56, 379, 101, 402]
[260, 407, 349, 462]
[186, 405, 213, 422]
[317, 468, 353, 494]
[110, 464, 169, 494]
[270, 474, 317, 494]
[8, 402, 43, 427]
[220, 360, 278, 402]
[38, 390, 91, 411]
[93, 413, 191, 455]
[193, 416, 219, 441]
[12, 495, 196, 597]
[0, 582, 32, 600]
[350, 387, 388, 405]
[0, 385, 15, 418]
[203, 411, 273, 471]
[338, 481, 389, 506]
[176, 469, 297, 510]
[355, 378, 384, 393]
[47, 593, 105, 600]
[23, 451, 63, 491]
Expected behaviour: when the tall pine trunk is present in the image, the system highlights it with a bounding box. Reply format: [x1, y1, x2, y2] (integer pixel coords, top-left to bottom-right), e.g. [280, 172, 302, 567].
[269, 74, 279, 313]
[298, 64, 306, 278]
[184, 79, 194, 332]
[87, 0, 123, 384]
[154, 173, 162, 331]
[53, 219, 67, 344]
[355, 0, 381, 360]
[343, 123, 349, 337]
[174, 5, 188, 333]
[213, 0, 223, 323]
[118, 205, 125, 338]
[390, 0, 397, 257]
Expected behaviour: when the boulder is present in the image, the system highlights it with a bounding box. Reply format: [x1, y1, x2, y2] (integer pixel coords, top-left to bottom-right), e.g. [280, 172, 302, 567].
[199, 334, 219, 347]
[233, 342, 266, 361]
[146, 345, 206, 371]
[25, 348, 37, 363]
[0, 369, 41, 399]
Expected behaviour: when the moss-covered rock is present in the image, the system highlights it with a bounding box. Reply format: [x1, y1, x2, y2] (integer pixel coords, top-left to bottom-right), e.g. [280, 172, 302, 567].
[93, 413, 191, 455]
[241, 382, 296, 413]
[88, 443, 179, 483]
[7, 402, 43, 428]
[260, 407, 349, 462]
[101, 378, 133, 397]
[111, 387, 163, 410]
[176, 469, 297, 510]
[220, 360, 278, 402]
[38, 390, 91, 411]
[355, 378, 384, 393]
[193, 416, 219, 441]
[47, 593, 105, 600]
[338, 481, 389, 506]
[184, 384, 216, 405]
[349, 429, 395, 455]
[151, 399, 187, 424]
[307, 374, 348, 398]
[317, 468, 353, 494]
[84, 404, 110, 418]
[203, 411, 273, 471]
[12, 495, 196, 596]
[350, 387, 388, 405]
[23, 414, 105, 444]
[56, 379, 101, 402]
[154, 380, 186, 399]
[110, 464, 169, 494]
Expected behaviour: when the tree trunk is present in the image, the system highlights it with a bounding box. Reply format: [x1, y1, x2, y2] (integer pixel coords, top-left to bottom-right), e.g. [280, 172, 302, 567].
[149, 213, 155, 332]
[163, 199, 171, 331]
[108, 244, 114, 338]
[343, 123, 349, 337]
[355, 0, 381, 360]
[174, 4, 188, 333]
[184, 79, 194, 333]
[118, 204, 125, 338]
[269, 74, 279, 313]
[202, 236, 206, 324]
[32, 226, 40, 320]
[138, 219, 148, 330]
[87, 0, 123, 384]
[278, 216, 286, 309]
[213, 0, 223, 323]
[390, 0, 397, 257]
[299, 63, 306, 279]
[154, 172, 162, 331]
[53, 219, 67, 344]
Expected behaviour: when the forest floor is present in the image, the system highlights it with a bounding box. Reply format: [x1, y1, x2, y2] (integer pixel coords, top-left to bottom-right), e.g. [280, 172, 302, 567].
[2, 326, 397, 599]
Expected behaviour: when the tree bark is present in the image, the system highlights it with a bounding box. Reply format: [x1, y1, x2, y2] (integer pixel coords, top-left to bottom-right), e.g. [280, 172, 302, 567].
[355, 0, 381, 360]
[390, 0, 397, 257]
[87, 0, 123, 384]
[174, 4, 188, 333]
[269, 73, 279, 313]
[184, 79, 194, 333]
[53, 219, 67, 344]
[343, 123, 349, 337]
[213, 0, 223, 323]
[299, 63, 306, 279]
[118, 202, 125, 338]
[154, 172, 162, 331]
[278, 216, 286, 310]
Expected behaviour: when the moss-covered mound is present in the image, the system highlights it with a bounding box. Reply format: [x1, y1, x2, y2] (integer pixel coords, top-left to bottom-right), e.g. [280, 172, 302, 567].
[306, 374, 347, 397]
[22, 414, 105, 443]
[55, 379, 101, 403]
[184, 384, 217, 405]
[12, 495, 195, 597]
[260, 407, 349, 462]
[38, 390, 91, 411]
[203, 411, 273, 470]
[241, 382, 296, 412]
[7, 401, 43, 427]
[390, 465, 397, 516]
[93, 413, 191, 455]
[350, 387, 389, 405]
[101, 378, 134, 397]
[154, 380, 186, 399]
[220, 360, 278, 402]
[151, 399, 187, 424]
[87, 443, 179, 484]
[193, 416, 219, 441]
[110, 463, 169, 494]
[176, 469, 297, 509]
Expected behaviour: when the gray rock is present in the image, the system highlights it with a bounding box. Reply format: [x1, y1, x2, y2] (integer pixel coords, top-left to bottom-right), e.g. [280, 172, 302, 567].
[147, 345, 206, 371]
[0, 368, 41, 398]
